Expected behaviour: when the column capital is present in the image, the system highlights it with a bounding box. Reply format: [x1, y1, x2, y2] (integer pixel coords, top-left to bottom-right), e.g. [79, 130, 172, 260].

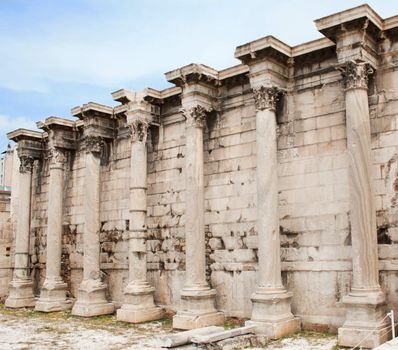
[128, 119, 149, 143]
[252, 86, 282, 112]
[19, 155, 35, 174]
[340, 61, 373, 91]
[83, 135, 104, 154]
[48, 146, 67, 167]
[183, 105, 212, 128]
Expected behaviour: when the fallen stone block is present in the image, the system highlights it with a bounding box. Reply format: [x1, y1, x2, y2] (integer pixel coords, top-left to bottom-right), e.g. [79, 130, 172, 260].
[158, 326, 224, 347]
[191, 325, 257, 344]
[202, 334, 269, 350]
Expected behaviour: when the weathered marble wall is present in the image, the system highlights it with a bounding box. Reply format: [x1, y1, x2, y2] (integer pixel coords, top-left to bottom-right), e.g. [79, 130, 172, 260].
[19, 62, 397, 330]
[0, 191, 12, 299]
[3, 5, 398, 334]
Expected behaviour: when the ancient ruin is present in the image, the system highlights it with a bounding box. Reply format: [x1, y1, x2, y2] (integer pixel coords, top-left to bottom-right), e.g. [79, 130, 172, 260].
[1, 4, 398, 349]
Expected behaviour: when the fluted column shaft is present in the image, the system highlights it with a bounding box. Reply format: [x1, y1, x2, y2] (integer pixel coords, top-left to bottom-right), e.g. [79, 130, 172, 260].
[5, 155, 36, 308]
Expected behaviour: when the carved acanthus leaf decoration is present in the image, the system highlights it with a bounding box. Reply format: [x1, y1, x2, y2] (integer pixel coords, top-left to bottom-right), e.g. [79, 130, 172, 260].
[128, 119, 149, 143]
[19, 155, 34, 173]
[84, 135, 104, 154]
[48, 147, 67, 166]
[252, 86, 281, 111]
[182, 105, 212, 128]
[340, 61, 373, 90]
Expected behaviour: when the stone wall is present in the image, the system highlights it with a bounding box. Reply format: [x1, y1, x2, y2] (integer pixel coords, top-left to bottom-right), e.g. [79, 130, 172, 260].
[0, 190, 12, 300]
[3, 4, 398, 336]
[23, 64, 398, 328]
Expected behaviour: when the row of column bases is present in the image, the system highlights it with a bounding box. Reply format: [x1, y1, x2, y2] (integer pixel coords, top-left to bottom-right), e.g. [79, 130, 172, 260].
[3, 61, 391, 346]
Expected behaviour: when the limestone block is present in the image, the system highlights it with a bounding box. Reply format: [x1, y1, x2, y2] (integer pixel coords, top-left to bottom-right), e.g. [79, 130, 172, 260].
[221, 236, 243, 250]
[209, 238, 223, 250]
[244, 235, 258, 249]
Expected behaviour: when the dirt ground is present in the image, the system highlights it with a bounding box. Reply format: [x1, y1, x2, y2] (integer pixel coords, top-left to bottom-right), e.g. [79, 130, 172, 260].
[0, 306, 339, 349]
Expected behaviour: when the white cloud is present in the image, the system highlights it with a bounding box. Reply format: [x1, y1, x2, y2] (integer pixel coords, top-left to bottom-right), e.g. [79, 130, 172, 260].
[0, 114, 37, 136]
[0, 0, 396, 94]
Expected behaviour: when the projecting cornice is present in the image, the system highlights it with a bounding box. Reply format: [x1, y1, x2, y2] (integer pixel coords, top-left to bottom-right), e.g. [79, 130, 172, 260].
[314, 4, 383, 41]
[71, 102, 114, 119]
[36, 117, 78, 150]
[7, 129, 43, 143]
[165, 63, 220, 87]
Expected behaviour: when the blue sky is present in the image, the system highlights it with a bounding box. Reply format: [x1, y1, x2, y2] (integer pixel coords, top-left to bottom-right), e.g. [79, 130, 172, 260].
[0, 0, 397, 150]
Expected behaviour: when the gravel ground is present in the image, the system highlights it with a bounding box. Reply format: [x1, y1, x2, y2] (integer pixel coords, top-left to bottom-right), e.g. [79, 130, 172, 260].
[0, 306, 338, 350]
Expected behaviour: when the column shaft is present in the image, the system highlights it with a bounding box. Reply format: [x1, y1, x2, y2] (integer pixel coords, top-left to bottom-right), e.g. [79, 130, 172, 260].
[72, 138, 114, 317]
[256, 107, 283, 290]
[172, 105, 224, 330]
[185, 124, 206, 288]
[245, 86, 299, 339]
[346, 88, 379, 291]
[5, 156, 36, 308]
[45, 164, 63, 279]
[338, 61, 389, 348]
[14, 170, 33, 280]
[129, 140, 147, 283]
[83, 151, 101, 280]
[117, 118, 162, 323]
[35, 148, 71, 312]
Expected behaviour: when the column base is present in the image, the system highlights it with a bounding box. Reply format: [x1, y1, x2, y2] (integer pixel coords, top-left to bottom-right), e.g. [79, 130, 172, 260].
[338, 290, 390, 348]
[72, 279, 114, 317]
[246, 318, 301, 339]
[5, 279, 36, 308]
[116, 282, 163, 323]
[35, 278, 72, 312]
[247, 289, 300, 339]
[117, 305, 163, 323]
[173, 287, 225, 330]
[173, 311, 225, 330]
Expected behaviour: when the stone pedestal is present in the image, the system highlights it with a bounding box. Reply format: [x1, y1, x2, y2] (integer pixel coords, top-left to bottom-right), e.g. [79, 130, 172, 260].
[116, 118, 162, 323]
[245, 86, 299, 339]
[337, 61, 388, 348]
[5, 156, 36, 308]
[173, 106, 224, 330]
[36, 147, 71, 312]
[72, 137, 114, 317]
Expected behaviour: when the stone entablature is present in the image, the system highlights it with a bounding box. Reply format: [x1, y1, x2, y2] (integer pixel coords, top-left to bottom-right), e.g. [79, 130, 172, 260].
[3, 5, 398, 348]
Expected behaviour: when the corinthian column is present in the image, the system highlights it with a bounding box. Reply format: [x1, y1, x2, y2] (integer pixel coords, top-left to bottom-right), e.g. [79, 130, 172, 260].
[72, 136, 114, 316]
[245, 86, 299, 338]
[173, 105, 224, 330]
[5, 155, 36, 308]
[35, 147, 72, 312]
[117, 118, 162, 323]
[338, 61, 389, 348]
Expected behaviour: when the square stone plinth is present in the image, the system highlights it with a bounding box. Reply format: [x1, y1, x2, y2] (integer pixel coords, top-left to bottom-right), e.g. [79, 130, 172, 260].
[173, 311, 225, 330]
[246, 317, 301, 339]
[338, 325, 391, 349]
[116, 305, 163, 323]
[5, 280, 36, 308]
[35, 299, 73, 312]
[71, 301, 115, 317]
